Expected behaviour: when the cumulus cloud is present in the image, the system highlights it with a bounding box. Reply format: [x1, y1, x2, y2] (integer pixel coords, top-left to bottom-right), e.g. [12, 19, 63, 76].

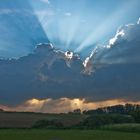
[0, 19, 140, 109]
[83, 46, 99, 75]
[95, 18, 140, 64]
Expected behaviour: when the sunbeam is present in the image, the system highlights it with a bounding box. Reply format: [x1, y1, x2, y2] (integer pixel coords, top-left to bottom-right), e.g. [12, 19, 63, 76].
[75, 0, 137, 53]
[29, 0, 139, 58]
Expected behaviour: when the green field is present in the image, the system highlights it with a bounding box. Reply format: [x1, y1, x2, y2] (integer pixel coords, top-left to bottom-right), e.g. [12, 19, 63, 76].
[102, 123, 140, 133]
[0, 129, 140, 140]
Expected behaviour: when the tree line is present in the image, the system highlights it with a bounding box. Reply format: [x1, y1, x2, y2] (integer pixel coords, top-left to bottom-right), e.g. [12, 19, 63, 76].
[83, 104, 140, 115]
[32, 104, 140, 129]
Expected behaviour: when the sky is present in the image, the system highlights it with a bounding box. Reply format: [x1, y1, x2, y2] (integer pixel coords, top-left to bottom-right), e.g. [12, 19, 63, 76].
[0, 0, 140, 113]
[0, 0, 140, 58]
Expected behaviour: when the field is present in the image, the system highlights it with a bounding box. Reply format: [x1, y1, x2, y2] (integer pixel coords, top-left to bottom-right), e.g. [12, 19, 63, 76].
[102, 123, 140, 133]
[0, 129, 140, 140]
[0, 112, 87, 128]
[0, 112, 140, 140]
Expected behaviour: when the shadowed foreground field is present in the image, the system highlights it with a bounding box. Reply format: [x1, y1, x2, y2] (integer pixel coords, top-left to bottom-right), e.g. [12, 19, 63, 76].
[0, 112, 86, 128]
[0, 130, 140, 140]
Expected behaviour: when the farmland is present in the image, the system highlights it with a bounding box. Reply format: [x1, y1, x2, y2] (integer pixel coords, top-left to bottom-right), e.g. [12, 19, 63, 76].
[0, 106, 140, 140]
[0, 112, 86, 128]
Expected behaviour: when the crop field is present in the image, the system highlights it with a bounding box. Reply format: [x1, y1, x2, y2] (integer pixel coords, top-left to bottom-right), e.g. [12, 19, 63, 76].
[0, 129, 140, 140]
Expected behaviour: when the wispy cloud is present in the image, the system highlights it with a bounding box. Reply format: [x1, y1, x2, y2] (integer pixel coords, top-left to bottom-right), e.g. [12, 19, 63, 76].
[0, 9, 34, 16]
[35, 10, 55, 17]
[64, 12, 72, 16]
[0, 9, 13, 15]
[40, 0, 50, 4]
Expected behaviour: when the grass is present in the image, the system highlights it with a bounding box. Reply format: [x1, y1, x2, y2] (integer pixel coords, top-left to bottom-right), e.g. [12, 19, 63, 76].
[0, 129, 140, 140]
[102, 123, 140, 133]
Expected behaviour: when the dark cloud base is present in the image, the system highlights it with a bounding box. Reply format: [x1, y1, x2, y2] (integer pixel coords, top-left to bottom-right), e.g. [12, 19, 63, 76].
[0, 19, 140, 106]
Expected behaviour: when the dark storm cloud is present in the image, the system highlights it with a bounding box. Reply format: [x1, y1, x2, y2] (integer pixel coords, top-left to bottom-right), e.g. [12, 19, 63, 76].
[94, 19, 140, 64]
[0, 19, 140, 105]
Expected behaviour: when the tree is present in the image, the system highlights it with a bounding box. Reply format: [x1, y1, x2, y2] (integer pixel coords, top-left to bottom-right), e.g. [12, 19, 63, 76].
[76, 114, 134, 129]
[0, 109, 4, 112]
[73, 109, 81, 114]
[132, 111, 140, 123]
[83, 104, 140, 115]
[32, 119, 64, 129]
